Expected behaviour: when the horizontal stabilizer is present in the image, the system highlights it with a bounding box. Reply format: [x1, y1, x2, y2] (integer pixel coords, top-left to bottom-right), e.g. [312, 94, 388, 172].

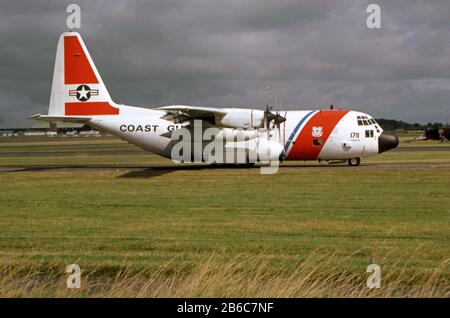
[29, 114, 92, 123]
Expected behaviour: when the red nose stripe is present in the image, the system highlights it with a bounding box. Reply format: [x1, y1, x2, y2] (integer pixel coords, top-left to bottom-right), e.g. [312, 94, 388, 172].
[64, 36, 99, 84]
[65, 102, 119, 115]
[287, 109, 349, 160]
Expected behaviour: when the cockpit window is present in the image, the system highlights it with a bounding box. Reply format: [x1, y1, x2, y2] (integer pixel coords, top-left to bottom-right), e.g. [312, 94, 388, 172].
[357, 115, 378, 127]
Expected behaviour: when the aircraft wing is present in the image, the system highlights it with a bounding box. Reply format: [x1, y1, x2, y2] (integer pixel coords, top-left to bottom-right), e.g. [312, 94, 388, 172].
[158, 105, 285, 129]
[158, 105, 227, 118]
[158, 105, 231, 127]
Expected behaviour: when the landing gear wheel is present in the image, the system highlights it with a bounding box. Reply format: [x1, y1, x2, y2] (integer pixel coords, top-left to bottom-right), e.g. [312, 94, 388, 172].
[347, 158, 361, 166]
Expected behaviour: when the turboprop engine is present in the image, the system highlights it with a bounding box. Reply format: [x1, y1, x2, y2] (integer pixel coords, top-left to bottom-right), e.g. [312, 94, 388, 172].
[220, 108, 265, 129]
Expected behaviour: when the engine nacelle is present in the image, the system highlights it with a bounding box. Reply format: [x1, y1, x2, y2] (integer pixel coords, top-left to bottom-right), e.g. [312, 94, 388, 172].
[220, 109, 264, 129]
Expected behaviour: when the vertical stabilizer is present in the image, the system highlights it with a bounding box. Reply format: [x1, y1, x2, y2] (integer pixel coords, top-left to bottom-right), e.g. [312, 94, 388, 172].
[48, 32, 119, 116]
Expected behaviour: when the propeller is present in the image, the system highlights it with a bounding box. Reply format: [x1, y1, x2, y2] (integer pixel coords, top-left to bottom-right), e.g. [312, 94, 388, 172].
[270, 99, 287, 162]
[264, 104, 273, 129]
[264, 104, 286, 129]
[274, 109, 286, 128]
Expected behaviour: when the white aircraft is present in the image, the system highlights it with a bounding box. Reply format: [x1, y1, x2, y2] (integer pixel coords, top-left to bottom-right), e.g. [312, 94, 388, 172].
[32, 32, 399, 166]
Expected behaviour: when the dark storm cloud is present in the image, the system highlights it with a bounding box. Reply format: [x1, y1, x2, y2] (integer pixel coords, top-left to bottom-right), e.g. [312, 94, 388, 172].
[0, 0, 449, 127]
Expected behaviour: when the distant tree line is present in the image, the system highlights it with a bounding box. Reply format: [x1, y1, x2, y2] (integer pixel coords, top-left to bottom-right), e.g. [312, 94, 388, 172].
[375, 118, 446, 131]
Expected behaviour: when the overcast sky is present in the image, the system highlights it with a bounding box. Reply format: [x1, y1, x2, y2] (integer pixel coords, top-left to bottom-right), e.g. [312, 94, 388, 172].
[0, 0, 449, 127]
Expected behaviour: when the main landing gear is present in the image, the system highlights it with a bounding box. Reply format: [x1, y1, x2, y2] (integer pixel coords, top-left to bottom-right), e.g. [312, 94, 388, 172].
[347, 158, 361, 166]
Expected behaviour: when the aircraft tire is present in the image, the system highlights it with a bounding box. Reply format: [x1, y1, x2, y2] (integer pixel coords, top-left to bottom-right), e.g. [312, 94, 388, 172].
[347, 158, 361, 166]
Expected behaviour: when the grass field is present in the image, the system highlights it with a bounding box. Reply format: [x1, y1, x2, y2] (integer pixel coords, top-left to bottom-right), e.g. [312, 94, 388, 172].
[0, 136, 449, 297]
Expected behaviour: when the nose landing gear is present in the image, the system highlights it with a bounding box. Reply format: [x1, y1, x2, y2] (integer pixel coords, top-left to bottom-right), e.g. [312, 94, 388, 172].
[347, 158, 361, 166]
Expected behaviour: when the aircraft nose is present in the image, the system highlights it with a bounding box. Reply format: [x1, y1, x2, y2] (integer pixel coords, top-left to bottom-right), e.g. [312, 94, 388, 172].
[378, 132, 399, 153]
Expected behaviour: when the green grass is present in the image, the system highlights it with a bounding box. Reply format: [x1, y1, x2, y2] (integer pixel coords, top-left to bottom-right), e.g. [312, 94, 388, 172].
[0, 136, 449, 297]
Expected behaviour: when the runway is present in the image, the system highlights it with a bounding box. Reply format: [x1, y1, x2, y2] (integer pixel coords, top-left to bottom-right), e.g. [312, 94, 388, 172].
[1, 139, 449, 175]
[1, 145, 448, 157]
[393, 146, 450, 152]
[1, 161, 450, 175]
[0, 151, 145, 156]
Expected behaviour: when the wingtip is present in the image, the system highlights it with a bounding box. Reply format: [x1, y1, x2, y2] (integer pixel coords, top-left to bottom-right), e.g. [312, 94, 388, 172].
[29, 113, 43, 119]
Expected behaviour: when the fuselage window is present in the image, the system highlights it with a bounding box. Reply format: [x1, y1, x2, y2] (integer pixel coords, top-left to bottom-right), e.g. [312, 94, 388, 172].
[365, 130, 374, 138]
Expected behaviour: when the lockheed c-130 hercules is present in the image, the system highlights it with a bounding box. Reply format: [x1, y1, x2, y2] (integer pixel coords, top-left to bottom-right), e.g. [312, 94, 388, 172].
[32, 32, 399, 167]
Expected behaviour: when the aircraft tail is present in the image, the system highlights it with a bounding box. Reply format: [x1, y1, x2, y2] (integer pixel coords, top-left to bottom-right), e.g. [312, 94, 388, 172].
[45, 32, 120, 119]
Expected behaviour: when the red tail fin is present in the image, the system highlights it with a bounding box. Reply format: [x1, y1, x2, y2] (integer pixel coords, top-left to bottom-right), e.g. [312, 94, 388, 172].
[48, 32, 120, 116]
[64, 36, 99, 85]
